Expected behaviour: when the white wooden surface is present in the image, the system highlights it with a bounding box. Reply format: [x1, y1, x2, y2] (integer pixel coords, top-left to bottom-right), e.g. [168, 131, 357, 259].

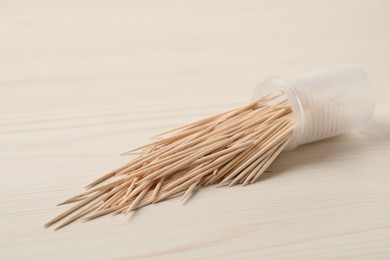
[1, 0, 390, 259]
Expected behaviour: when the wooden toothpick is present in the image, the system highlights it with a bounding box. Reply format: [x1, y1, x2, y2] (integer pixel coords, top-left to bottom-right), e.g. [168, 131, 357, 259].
[46, 94, 293, 230]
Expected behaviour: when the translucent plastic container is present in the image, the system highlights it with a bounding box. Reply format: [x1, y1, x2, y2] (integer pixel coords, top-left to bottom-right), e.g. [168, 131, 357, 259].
[253, 64, 375, 150]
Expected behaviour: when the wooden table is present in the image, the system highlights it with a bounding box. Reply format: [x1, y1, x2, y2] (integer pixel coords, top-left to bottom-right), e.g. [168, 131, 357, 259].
[1, 1, 390, 259]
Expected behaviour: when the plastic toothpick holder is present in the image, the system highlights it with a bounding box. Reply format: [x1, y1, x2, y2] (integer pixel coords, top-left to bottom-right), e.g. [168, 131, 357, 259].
[253, 64, 375, 151]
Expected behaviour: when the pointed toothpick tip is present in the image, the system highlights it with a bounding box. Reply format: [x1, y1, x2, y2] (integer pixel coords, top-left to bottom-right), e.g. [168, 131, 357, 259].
[57, 196, 83, 206]
[54, 223, 69, 231]
[43, 223, 50, 228]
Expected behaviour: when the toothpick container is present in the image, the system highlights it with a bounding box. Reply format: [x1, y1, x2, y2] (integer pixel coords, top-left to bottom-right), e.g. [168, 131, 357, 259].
[253, 64, 375, 150]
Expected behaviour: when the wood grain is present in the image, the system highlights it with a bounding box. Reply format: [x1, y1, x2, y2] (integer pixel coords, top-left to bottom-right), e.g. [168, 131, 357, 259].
[1, 0, 390, 259]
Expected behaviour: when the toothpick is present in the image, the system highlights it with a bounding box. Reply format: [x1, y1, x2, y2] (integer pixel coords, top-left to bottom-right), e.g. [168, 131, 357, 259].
[46, 94, 294, 229]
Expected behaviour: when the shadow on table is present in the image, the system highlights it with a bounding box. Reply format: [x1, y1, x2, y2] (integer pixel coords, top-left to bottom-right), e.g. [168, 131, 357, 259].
[258, 119, 390, 182]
